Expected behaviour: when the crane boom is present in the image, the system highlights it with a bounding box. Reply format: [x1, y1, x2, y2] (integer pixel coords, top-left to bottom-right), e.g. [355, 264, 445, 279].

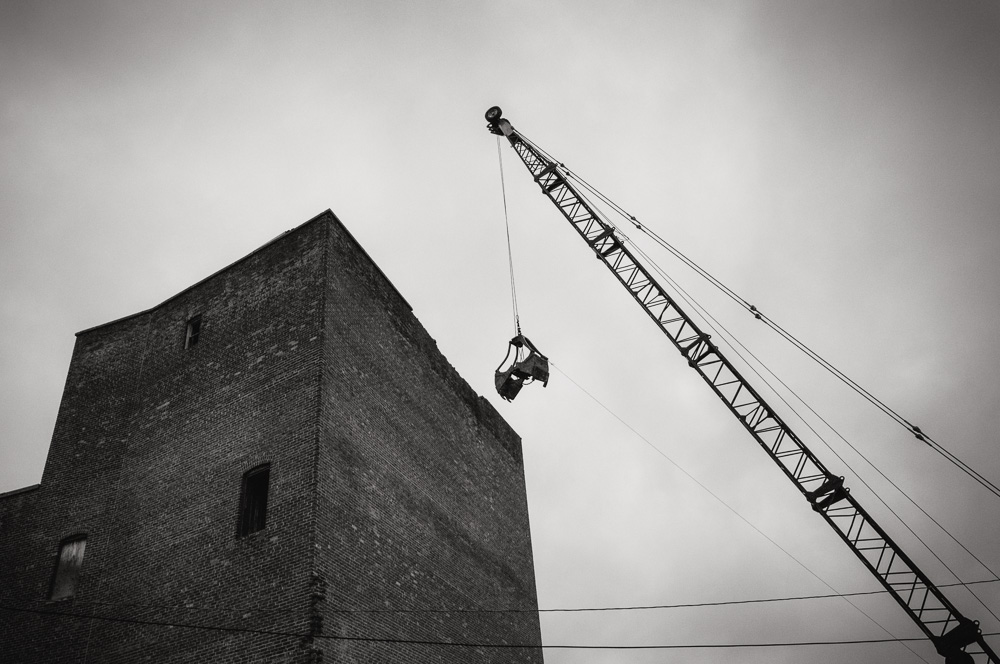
[485, 106, 995, 664]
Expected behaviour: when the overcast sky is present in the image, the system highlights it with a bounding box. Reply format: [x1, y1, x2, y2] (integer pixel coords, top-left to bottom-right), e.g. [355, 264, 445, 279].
[2, 1, 999, 662]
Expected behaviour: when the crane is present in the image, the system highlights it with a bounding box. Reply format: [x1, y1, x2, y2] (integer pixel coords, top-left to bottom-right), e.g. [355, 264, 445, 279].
[484, 105, 996, 664]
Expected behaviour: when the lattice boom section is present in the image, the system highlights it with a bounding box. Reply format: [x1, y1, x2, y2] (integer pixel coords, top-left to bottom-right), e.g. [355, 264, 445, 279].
[688, 348, 828, 494]
[514, 142, 547, 175]
[825, 504, 963, 637]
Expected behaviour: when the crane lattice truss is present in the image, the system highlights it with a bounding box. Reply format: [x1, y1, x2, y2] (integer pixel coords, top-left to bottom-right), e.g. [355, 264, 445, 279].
[488, 109, 995, 664]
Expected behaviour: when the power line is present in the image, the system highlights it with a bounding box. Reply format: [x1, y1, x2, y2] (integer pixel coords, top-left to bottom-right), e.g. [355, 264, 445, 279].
[537, 579, 1000, 614]
[4, 603, 994, 650]
[5, 579, 998, 618]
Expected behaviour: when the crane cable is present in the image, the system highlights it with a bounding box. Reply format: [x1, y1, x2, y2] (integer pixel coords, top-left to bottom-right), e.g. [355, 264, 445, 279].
[496, 137, 521, 337]
[515, 130, 1000, 502]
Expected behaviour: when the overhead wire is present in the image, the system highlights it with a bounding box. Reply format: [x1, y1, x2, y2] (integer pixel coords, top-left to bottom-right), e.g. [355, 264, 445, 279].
[5, 603, 996, 651]
[4, 579, 999, 616]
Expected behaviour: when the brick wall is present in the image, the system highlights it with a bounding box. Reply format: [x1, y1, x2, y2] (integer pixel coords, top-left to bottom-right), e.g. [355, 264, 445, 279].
[0, 211, 543, 663]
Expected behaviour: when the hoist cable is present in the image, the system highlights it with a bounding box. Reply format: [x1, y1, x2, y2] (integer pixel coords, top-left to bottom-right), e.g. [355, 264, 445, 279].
[496, 137, 521, 336]
[514, 130, 1000, 501]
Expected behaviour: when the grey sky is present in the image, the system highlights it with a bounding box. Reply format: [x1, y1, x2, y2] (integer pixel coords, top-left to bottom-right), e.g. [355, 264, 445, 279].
[2, 1, 999, 662]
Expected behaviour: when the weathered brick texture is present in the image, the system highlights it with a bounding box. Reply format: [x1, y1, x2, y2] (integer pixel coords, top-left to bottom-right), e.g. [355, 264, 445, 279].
[0, 210, 544, 663]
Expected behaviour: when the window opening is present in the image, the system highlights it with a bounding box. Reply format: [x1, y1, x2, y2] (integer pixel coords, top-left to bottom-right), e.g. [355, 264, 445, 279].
[50, 535, 87, 601]
[237, 464, 270, 537]
[185, 315, 202, 349]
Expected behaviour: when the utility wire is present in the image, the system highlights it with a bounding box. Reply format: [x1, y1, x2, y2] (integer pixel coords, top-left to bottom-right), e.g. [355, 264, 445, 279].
[4, 579, 998, 616]
[4, 603, 995, 651]
[8, 579, 1000, 622]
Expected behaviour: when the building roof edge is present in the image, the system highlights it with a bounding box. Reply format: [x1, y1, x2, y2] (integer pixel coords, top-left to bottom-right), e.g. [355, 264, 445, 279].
[75, 209, 412, 337]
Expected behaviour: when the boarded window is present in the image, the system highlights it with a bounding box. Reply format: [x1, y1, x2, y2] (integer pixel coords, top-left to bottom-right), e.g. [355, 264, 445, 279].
[50, 536, 87, 600]
[184, 315, 202, 349]
[237, 464, 270, 537]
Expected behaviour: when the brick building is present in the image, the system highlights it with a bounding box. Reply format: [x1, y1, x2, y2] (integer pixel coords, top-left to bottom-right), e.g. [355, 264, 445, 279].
[0, 211, 545, 663]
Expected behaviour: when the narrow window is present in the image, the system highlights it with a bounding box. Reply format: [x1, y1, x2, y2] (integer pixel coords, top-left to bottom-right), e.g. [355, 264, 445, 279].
[184, 315, 202, 349]
[50, 536, 87, 600]
[237, 464, 270, 537]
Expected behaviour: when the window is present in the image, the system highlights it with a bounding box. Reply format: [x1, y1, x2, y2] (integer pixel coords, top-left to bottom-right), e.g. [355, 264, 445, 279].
[50, 535, 87, 600]
[237, 464, 270, 537]
[184, 315, 202, 349]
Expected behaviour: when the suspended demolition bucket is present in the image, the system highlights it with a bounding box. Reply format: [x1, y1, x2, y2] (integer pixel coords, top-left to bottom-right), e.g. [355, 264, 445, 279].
[495, 334, 549, 401]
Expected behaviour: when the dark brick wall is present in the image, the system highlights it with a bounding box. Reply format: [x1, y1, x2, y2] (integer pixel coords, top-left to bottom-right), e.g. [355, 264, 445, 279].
[0, 211, 543, 663]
